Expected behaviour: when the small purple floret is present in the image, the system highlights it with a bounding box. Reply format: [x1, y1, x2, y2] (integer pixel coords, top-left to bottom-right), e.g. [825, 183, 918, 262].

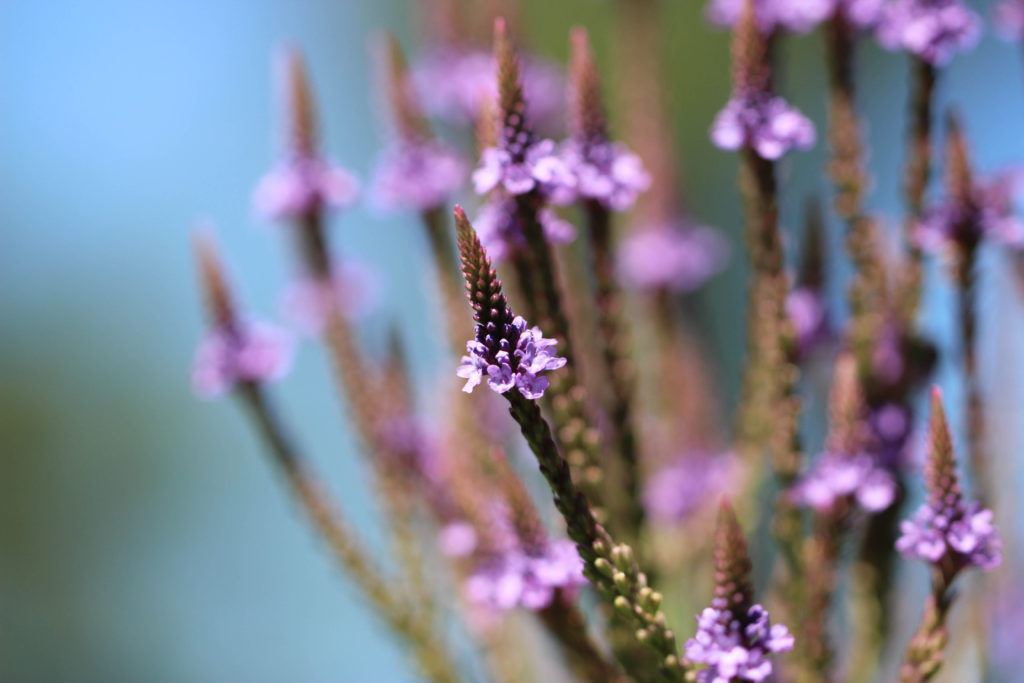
[371, 140, 466, 212]
[711, 93, 816, 160]
[457, 316, 566, 400]
[561, 139, 651, 211]
[896, 499, 1002, 570]
[253, 157, 360, 221]
[645, 451, 740, 523]
[465, 538, 586, 611]
[617, 223, 729, 292]
[192, 320, 294, 399]
[876, 0, 981, 65]
[685, 603, 794, 682]
[791, 452, 897, 513]
[474, 195, 576, 261]
[473, 139, 575, 201]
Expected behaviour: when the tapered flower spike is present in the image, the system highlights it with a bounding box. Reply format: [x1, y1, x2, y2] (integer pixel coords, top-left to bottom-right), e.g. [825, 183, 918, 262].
[494, 18, 525, 140]
[281, 48, 317, 160]
[193, 230, 236, 332]
[943, 111, 973, 208]
[378, 33, 430, 143]
[897, 388, 1001, 682]
[686, 499, 794, 682]
[568, 27, 606, 144]
[733, 0, 769, 93]
[454, 206, 688, 680]
[712, 499, 755, 616]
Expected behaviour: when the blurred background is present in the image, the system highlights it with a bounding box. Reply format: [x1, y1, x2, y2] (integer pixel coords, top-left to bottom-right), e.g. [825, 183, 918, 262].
[3, 0, 1023, 680]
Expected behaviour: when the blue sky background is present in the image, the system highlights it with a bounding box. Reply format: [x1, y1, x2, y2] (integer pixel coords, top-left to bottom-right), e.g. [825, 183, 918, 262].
[2, 0, 1023, 680]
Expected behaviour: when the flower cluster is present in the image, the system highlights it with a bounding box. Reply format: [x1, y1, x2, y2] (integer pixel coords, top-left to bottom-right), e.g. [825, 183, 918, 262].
[457, 316, 567, 400]
[617, 223, 729, 292]
[897, 501, 1002, 570]
[192, 321, 294, 399]
[645, 451, 740, 523]
[791, 452, 897, 513]
[465, 538, 586, 610]
[559, 139, 651, 211]
[876, 0, 981, 65]
[917, 171, 1024, 251]
[474, 195, 576, 261]
[371, 140, 467, 212]
[473, 138, 575, 201]
[711, 93, 816, 160]
[412, 48, 563, 129]
[253, 156, 360, 221]
[685, 604, 795, 682]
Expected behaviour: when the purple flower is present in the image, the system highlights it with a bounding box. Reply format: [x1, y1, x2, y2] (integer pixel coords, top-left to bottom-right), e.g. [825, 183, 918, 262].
[706, 0, 848, 33]
[786, 286, 832, 357]
[711, 93, 816, 160]
[645, 451, 741, 523]
[279, 263, 381, 336]
[370, 140, 466, 212]
[791, 452, 897, 513]
[560, 139, 651, 211]
[191, 320, 294, 399]
[993, 0, 1024, 40]
[916, 170, 1024, 252]
[474, 195, 576, 261]
[897, 501, 1001, 570]
[617, 223, 729, 292]
[457, 316, 566, 399]
[465, 538, 586, 611]
[473, 139, 575, 201]
[253, 156, 360, 221]
[411, 48, 563, 130]
[685, 604, 794, 682]
[876, 0, 981, 65]
[438, 521, 478, 558]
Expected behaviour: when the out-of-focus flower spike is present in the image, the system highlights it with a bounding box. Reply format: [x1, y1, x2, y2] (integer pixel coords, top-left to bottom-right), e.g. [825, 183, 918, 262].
[712, 499, 755, 614]
[923, 386, 959, 509]
[377, 33, 430, 143]
[943, 110, 973, 208]
[494, 18, 527, 140]
[193, 229, 236, 332]
[733, 0, 769, 93]
[827, 353, 864, 453]
[568, 27, 606, 143]
[280, 48, 317, 160]
[475, 91, 499, 154]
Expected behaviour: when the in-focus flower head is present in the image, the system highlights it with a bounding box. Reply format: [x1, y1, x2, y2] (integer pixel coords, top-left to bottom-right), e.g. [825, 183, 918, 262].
[411, 47, 564, 130]
[645, 451, 741, 523]
[876, 0, 981, 66]
[454, 206, 567, 400]
[457, 316, 567, 399]
[791, 451, 897, 513]
[617, 222, 729, 292]
[687, 502, 794, 682]
[371, 140, 467, 212]
[192, 321, 294, 399]
[560, 139, 651, 211]
[474, 194, 576, 261]
[895, 388, 1002, 572]
[279, 261, 381, 336]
